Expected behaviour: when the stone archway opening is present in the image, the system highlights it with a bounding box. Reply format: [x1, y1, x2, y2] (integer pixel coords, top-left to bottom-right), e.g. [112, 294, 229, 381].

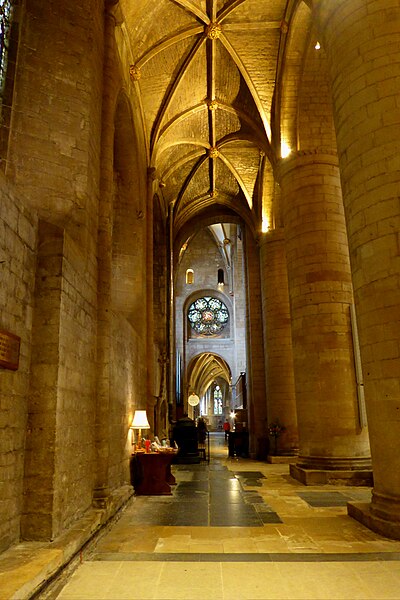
[186, 352, 232, 429]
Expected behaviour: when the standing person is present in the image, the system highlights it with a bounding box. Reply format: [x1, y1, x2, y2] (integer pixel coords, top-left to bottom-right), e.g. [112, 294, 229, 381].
[223, 419, 231, 441]
[197, 417, 208, 444]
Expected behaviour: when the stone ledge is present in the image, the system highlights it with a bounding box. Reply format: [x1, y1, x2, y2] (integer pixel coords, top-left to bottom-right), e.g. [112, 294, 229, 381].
[290, 464, 373, 486]
[0, 485, 133, 600]
[267, 455, 297, 464]
[348, 502, 400, 541]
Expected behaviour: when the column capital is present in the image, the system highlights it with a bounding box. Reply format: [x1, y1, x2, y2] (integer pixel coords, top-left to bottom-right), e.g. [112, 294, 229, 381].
[275, 150, 339, 183]
[258, 227, 285, 247]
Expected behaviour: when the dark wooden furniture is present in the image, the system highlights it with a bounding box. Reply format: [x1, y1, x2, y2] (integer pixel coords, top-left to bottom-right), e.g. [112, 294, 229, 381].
[130, 451, 177, 495]
[171, 417, 200, 463]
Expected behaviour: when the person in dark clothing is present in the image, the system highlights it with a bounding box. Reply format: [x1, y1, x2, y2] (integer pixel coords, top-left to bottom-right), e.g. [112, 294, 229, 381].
[197, 417, 208, 444]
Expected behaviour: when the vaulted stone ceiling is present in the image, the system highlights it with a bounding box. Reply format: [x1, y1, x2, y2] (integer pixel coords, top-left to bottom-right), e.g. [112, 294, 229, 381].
[187, 352, 231, 398]
[118, 0, 323, 238]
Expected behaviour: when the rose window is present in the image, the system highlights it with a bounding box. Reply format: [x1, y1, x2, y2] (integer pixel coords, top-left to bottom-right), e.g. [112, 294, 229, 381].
[188, 296, 229, 335]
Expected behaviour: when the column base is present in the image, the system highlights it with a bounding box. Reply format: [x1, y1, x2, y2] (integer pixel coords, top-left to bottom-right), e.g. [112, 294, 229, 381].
[290, 463, 373, 486]
[267, 454, 298, 464]
[348, 502, 400, 541]
[92, 486, 111, 509]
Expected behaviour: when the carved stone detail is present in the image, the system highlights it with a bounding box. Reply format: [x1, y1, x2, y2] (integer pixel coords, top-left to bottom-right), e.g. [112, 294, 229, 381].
[207, 99, 219, 111]
[129, 65, 141, 81]
[205, 22, 222, 39]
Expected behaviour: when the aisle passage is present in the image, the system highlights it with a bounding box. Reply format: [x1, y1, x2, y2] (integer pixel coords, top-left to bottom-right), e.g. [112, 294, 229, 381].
[56, 434, 400, 600]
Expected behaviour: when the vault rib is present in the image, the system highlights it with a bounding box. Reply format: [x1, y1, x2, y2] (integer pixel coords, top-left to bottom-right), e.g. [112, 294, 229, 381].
[150, 35, 206, 154]
[217, 0, 247, 22]
[173, 154, 209, 217]
[218, 152, 253, 209]
[161, 147, 206, 182]
[134, 26, 204, 68]
[170, 0, 210, 24]
[156, 102, 270, 160]
[220, 33, 272, 142]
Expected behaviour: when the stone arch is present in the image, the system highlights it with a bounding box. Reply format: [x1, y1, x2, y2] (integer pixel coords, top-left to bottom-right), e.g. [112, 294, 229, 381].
[111, 90, 147, 332]
[186, 352, 232, 422]
[187, 352, 232, 398]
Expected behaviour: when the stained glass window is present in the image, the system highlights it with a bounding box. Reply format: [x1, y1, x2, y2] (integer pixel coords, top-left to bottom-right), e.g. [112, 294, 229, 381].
[214, 385, 222, 415]
[0, 0, 12, 99]
[187, 296, 229, 335]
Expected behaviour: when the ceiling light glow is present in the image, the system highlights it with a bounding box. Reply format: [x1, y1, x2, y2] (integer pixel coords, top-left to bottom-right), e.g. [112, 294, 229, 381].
[281, 142, 291, 159]
[262, 216, 270, 233]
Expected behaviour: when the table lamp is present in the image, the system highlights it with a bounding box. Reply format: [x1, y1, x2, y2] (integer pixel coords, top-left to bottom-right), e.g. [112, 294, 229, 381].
[131, 410, 150, 449]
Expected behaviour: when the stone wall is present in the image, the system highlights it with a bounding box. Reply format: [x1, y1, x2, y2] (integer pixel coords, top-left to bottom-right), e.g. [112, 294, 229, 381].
[175, 227, 246, 397]
[108, 314, 146, 490]
[0, 176, 37, 552]
[21, 223, 99, 541]
[0, 0, 150, 551]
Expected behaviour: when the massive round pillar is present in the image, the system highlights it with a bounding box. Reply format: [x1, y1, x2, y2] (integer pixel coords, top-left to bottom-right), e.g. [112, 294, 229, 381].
[313, 0, 400, 536]
[278, 152, 371, 484]
[260, 229, 298, 455]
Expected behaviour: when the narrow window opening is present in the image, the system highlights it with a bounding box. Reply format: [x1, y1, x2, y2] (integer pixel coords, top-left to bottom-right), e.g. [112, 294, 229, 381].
[186, 269, 194, 284]
[0, 0, 19, 166]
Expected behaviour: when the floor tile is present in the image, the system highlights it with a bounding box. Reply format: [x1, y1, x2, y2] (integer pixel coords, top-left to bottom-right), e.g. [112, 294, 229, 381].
[55, 433, 400, 600]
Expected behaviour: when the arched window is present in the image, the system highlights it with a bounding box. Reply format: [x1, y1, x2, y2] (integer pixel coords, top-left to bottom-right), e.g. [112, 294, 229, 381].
[217, 268, 224, 285]
[214, 385, 222, 415]
[187, 296, 229, 336]
[0, 1, 13, 97]
[0, 0, 19, 164]
[186, 269, 194, 284]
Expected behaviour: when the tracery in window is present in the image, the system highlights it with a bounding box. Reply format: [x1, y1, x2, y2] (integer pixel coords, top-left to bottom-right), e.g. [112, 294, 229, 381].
[213, 385, 222, 415]
[187, 296, 229, 336]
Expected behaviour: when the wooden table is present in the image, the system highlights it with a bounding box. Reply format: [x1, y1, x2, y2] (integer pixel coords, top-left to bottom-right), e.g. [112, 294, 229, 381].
[130, 451, 177, 495]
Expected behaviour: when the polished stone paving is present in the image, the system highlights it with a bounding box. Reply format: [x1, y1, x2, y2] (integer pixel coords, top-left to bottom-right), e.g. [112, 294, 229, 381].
[125, 463, 279, 527]
[56, 433, 400, 600]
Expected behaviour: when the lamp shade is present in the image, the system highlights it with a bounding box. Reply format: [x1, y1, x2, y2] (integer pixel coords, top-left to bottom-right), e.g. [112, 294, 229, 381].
[188, 393, 200, 407]
[131, 410, 150, 429]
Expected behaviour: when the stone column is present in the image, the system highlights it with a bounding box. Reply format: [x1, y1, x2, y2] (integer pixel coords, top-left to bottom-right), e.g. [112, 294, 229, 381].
[22, 223, 64, 540]
[93, 4, 119, 507]
[259, 229, 298, 455]
[146, 171, 156, 433]
[244, 230, 268, 459]
[278, 152, 371, 485]
[313, 0, 400, 536]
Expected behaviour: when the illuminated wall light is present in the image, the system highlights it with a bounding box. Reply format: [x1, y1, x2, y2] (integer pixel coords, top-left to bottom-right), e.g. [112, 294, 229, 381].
[281, 142, 291, 159]
[262, 216, 270, 233]
[315, 41, 321, 50]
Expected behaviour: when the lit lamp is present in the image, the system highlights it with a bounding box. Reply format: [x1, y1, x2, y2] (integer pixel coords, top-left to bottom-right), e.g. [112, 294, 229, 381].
[131, 410, 150, 449]
[188, 393, 200, 407]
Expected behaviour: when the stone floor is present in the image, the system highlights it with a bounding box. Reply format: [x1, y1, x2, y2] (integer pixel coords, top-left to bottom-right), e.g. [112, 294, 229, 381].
[54, 433, 400, 600]
[2, 434, 400, 599]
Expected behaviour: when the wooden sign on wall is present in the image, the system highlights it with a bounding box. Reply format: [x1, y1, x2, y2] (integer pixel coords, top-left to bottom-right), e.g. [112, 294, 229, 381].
[0, 330, 21, 370]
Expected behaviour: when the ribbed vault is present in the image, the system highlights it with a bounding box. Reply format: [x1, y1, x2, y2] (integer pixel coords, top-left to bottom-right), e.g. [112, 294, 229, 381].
[117, 0, 327, 239]
[187, 352, 231, 399]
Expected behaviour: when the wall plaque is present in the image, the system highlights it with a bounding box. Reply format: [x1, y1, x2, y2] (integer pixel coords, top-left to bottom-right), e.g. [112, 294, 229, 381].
[0, 330, 21, 370]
